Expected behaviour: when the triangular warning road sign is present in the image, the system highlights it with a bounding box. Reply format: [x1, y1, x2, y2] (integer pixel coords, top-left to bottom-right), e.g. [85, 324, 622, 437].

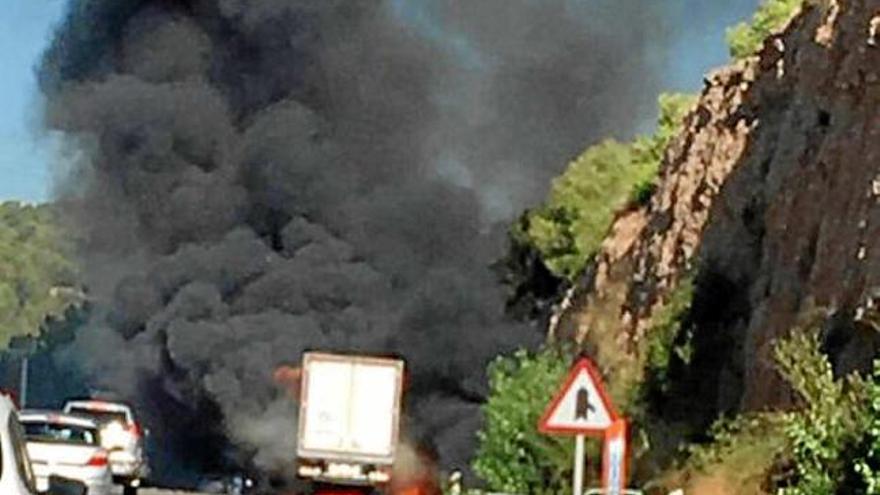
[538, 357, 618, 435]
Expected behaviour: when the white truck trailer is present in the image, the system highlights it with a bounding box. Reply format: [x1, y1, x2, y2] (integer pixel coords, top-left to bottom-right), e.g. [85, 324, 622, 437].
[296, 352, 405, 491]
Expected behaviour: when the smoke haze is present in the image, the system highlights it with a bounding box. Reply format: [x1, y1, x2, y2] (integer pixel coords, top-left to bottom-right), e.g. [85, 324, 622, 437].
[37, 0, 743, 484]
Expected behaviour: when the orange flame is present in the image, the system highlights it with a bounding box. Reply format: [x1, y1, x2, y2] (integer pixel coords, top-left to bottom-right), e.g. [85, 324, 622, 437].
[274, 365, 303, 400]
[390, 443, 441, 495]
[391, 476, 441, 495]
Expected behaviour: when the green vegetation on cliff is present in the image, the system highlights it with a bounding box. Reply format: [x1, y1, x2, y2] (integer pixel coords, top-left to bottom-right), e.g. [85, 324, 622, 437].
[773, 323, 867, 494]
[473, 347, 577, 495]
[515, 93, 696, 279]
[727, 0, 804, 59]
[664, 316, 880, 495]
[0, 202, 79, 346]
[474, 312, 880, 493]
[514, 0, 807, 282]
[484, 1, 830, 492]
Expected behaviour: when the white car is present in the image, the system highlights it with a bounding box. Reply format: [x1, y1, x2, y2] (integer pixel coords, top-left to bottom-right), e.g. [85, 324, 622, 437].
[0, 394, 38, 495]
[63, 399, 149, 494]
[19, 410, 113, 495]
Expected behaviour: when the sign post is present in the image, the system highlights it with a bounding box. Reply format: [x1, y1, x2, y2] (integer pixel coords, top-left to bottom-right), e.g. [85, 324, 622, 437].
[20, 355, 28, 408]
[573, 433, 585, 495]
[539, 357, 620, 495]
[603, 419, 628, 495]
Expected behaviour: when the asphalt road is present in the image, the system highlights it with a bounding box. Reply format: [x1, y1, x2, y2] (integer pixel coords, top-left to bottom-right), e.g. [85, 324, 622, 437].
[124, 489, 209, 495]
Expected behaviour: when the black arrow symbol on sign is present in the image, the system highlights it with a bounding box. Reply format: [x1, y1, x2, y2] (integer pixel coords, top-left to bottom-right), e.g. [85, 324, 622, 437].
[575, 387, 595, 420]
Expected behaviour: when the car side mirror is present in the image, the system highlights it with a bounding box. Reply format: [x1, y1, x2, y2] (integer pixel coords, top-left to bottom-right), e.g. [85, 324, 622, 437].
[44, 475, 87, 495]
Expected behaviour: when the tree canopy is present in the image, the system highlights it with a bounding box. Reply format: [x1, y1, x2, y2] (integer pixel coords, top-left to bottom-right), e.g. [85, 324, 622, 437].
[0, 201, 79, 347]
[514, 93, 696, 279]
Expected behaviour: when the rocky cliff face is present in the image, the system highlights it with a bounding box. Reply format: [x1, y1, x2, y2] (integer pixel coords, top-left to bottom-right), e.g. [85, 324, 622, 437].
[553, 0, 880, 417]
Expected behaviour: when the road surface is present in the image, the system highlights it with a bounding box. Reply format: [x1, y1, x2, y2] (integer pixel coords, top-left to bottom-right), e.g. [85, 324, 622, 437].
[124, 490, 209, 495]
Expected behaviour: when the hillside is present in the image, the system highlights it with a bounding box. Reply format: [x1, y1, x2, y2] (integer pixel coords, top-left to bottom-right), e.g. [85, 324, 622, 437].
[541, 0, 880, 490]
[555, 0, 879, 404]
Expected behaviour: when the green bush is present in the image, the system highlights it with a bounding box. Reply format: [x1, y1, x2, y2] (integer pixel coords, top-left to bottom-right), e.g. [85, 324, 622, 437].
[727, 0, 804, 59]
[774, 322, 869, 494]
[771, 329, 880, 494]
[854, 363, 880, 494]
[516, 140, 637, 279]
[518, 93, 695, 279]
[641, 314, 880, 494]
[658, 316, 871, 493]
[473, 347, 579, 495]
[641, 277, 694, 395]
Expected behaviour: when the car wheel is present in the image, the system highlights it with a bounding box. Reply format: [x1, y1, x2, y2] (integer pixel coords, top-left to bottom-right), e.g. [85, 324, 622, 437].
[123, 484, 138, 495]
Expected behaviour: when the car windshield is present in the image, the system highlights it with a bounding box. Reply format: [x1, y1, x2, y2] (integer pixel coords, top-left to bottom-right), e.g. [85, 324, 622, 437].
[67, 407, 128, 426]
[23, 421, 99, 445]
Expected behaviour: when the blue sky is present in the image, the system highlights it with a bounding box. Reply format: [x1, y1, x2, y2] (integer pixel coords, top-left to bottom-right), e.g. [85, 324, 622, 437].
[0, 0, 67, 202]
[664, 1, 760, 92]
[0, 0, 758, 203]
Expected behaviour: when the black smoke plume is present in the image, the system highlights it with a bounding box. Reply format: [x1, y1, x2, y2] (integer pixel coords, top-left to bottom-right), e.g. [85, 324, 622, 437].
[41, 0, 678, 485]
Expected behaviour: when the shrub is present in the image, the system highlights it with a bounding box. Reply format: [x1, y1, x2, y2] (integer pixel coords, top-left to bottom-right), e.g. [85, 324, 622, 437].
[773, 322, 869, 494]
[854, 363, 880, 493]
[727, 0, 804, 59]
[473, 347, 580, 495]
[641, 277, 694, 395]
[656, 315, 870, 494]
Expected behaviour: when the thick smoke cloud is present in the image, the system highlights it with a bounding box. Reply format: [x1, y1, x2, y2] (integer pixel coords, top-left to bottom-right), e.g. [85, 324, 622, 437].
[41, 0, 678, 483]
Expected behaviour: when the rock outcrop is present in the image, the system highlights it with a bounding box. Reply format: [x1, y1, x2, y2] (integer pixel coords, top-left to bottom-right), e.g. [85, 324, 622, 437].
[553, 0, 880, 417]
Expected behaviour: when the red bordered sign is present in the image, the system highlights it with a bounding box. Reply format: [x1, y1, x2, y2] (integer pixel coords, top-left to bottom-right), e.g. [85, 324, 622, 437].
[538, 357, 619, 436]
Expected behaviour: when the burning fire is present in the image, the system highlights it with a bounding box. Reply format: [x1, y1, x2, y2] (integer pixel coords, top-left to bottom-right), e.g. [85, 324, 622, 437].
[394, 487, 432, 495]
[274, 365, 303, 400]
[389, 443, 441, 495]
